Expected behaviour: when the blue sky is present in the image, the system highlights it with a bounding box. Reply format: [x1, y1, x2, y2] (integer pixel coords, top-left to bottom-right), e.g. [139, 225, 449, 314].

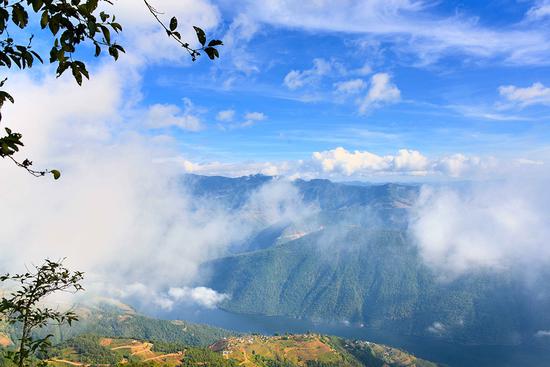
[122, 0, 550, 179]
[6, 0, 550, 180]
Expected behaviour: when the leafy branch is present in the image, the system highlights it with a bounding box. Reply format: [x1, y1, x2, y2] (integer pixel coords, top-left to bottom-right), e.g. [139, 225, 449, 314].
[0, 0, 223, 179]
[143, 0, 222, 61]
[0, 259, 84, 367]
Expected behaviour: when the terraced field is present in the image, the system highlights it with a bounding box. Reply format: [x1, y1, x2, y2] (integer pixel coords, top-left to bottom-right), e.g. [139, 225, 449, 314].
[46, 337, 184, 367]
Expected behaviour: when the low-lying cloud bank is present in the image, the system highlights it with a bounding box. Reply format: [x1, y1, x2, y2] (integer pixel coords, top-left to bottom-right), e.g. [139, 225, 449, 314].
[410, 165, 550, 278]
[0, 62, 315, 311]
[173, 147, 537, 180]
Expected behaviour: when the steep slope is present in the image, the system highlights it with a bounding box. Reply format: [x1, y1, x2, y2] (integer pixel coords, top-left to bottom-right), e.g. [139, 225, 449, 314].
[25, 333, 439, 367]
[205, 226, 541, 345]
[210, 334, 439, 367]
[28, 300, 234, 347]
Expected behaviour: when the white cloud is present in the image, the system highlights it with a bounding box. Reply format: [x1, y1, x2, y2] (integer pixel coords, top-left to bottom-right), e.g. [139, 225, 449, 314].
[168, 287, 229, 309]
[244, 111, 266, 121]
[359, 73, 401, 113]
[311, 147, 501, 178]
[535, 330, 550, 338]
[410, 169, 550, 277]
[526, 1, 550, 20]
[499, 82, 550, 107]
[216, 109, 236, 122]
[334, 79, 366, 94]
[235, 0, 550, 65]
[427, 321, 446, 334]
[394, 149, 429, 172]
[283, 58, 333, 89]
[146, 98, 203, 131]
[355, 62, 373, 76]
[313, 147, 393, 175]
[221, 13, 260, 75]
[435, 154, 483, 178]
[0, 64, 312, 312]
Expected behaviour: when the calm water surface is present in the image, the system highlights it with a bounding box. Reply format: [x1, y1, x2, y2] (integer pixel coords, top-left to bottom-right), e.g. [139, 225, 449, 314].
[145, 306, 550, 367]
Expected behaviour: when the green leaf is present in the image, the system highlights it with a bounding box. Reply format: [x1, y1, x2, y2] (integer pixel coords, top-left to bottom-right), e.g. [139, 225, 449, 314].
[208, 39, 223, 47]
[32, 0, 44, 12]
[71, 64, 83, 85]
[204, 47, 219, 60]
[11, 4, 29, 28]
[51, 170, 61, 180]
[0, 91, 15, 104]
[100, 24, 111, 44]
[169, 16, 178, 32]
[193, 26, 206, 46]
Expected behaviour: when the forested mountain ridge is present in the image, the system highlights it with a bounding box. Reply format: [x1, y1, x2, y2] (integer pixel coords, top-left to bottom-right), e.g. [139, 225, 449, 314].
[186, 174, 550, 346]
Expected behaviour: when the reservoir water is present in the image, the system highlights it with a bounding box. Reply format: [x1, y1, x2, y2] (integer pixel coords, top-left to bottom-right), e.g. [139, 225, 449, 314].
[145, 306, 550, 367]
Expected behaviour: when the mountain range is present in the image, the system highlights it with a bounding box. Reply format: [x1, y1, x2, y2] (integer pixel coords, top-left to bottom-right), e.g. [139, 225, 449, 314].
[180, 174, 550, 346]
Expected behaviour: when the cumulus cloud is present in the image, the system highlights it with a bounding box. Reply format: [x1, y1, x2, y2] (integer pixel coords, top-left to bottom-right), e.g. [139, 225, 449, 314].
[168, 287, 229, 309]
[146, 98, 203, 131]
[358, 73, 401, 113]
[312, 147, 430, 176]
[499, 82, 550, 107]
[283, 58, 333, 89]
[110, 0, 220, 65]
[435, 154, 487, 178]
[216, 109, 236, 122]
[313, 147, 393, 175]
[410, 168, 550, 277]
[334, 79, 366, 94]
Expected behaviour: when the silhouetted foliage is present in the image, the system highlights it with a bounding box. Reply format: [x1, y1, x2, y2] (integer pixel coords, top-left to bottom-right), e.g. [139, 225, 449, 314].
[0, 0, 222, 178]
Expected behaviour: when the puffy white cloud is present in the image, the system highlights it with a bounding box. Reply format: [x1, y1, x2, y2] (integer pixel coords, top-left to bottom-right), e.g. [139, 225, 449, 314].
[410, 169, 550, 277]
[359, 73, 401, 113]
[168, 287, 229, 309]
[334, 79, 366, 94]
[146, 98, 203, 131]
[216, 109, 236, 122]
[435, 154, 482, 178]
[499, 82, 550, 107]
[313, 147, 393, 175]
[283, 58, 333, 89]
[394, 149, 429, 172]
[311, 147, 501, 178]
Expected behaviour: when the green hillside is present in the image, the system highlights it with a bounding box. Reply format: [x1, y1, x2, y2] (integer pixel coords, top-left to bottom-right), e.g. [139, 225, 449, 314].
[1, 300, 233, 349]
[205, 226, 536, 345]
[2, 333, 440, 367]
